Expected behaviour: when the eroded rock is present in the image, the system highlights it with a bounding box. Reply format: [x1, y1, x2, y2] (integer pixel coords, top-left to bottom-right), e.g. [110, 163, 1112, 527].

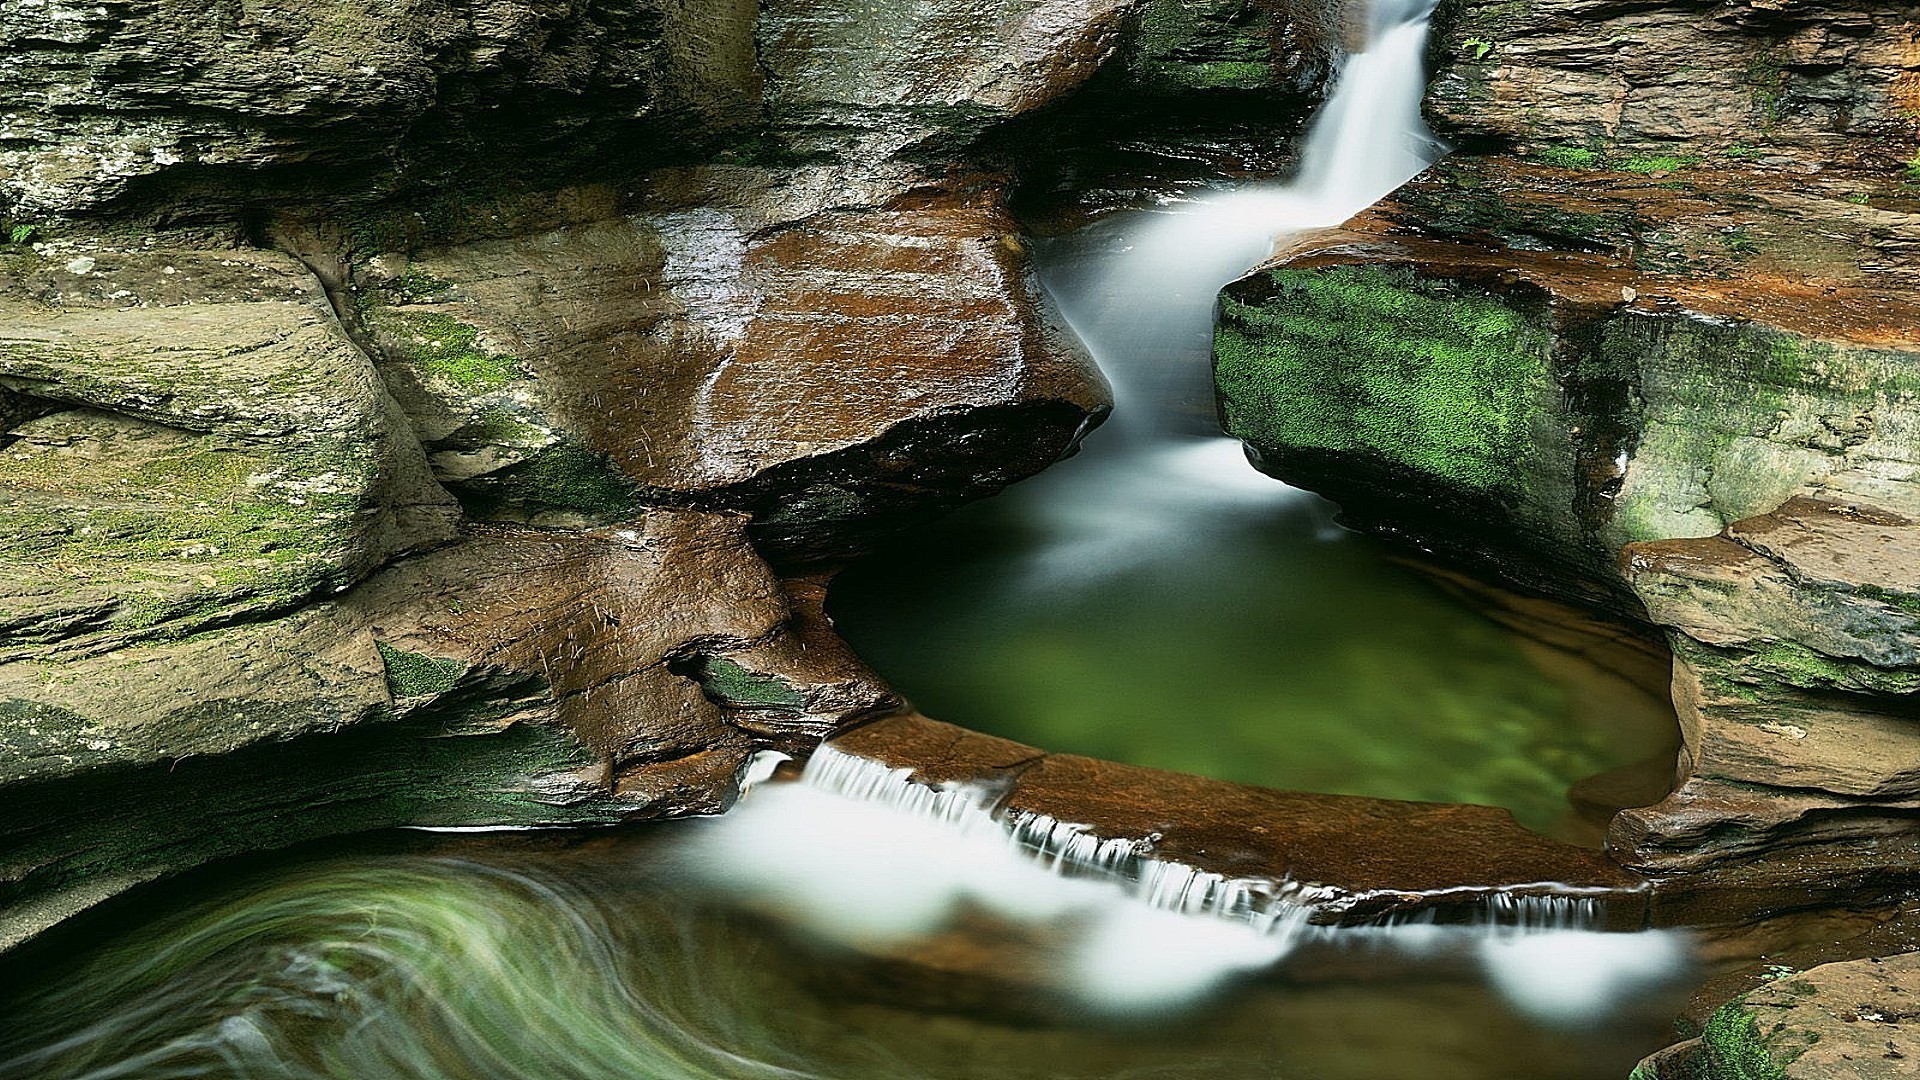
[1632, 950, 1920, 1080]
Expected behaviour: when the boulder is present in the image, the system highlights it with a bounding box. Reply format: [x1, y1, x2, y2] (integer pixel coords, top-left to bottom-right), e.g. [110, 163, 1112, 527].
[1632, 950, 1920, 1080]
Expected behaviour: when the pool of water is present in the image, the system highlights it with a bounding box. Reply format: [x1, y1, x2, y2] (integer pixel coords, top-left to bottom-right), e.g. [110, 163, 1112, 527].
[0, 827, 1697, 1080]
[828, 204, 1678, 839]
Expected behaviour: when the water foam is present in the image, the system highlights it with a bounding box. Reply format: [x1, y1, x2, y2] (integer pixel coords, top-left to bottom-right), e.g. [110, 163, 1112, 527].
[683, 744, 1690, 1019]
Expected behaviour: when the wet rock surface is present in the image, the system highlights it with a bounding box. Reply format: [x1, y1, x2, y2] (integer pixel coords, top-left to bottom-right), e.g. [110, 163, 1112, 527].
[832, 713, 1650, 926]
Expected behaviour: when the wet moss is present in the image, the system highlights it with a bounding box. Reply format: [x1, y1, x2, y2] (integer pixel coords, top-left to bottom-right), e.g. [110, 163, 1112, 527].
[1215, 265, 1554, 494]
[373, 309, 521, 392]
[687, 657, 806, 713]
[1700, 1001, 1786, 1080]
[375, 642, 467, 699]
[1125, 0, 1282, 93]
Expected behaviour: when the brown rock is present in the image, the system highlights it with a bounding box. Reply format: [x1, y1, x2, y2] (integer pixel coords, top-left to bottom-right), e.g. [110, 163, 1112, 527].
[833, 714, 1649, 926]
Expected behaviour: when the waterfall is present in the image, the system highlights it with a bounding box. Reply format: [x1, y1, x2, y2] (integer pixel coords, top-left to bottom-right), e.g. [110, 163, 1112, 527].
[1001, 0, 1446, 589]
[678, 744, 1689, 1022]
[684, 1, 1690, 1027]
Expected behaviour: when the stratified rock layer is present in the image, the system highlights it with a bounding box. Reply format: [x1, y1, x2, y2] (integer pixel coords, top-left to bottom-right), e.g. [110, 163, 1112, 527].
[1214, 0, 1920, 883]
[833, 713, 1649, 925]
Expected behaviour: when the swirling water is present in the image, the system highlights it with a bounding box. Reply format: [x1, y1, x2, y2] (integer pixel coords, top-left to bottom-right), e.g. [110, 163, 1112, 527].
[0, 825, 1696, 1080]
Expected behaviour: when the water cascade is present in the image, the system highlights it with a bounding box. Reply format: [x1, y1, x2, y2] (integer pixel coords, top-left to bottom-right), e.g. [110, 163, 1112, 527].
[682, 744, 1689, 1022]
[1016, 0, 1448, 587]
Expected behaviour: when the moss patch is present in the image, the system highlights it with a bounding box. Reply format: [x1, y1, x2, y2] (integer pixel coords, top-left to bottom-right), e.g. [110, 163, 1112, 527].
[1215, 265, 1555, 494]
[375, 642, 467, 699]
[1700, 1001, 1787, 1080]
[688, 657, 806, 713]
[458, 440, 643, 522]
[372, 309, 520, 392]
[1124, 0, 1283, 92]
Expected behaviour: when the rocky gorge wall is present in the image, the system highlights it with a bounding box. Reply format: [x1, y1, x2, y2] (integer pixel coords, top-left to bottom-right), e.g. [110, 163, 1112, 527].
[1215, 0, 1920, 914]
[0, 0, 1376, 949]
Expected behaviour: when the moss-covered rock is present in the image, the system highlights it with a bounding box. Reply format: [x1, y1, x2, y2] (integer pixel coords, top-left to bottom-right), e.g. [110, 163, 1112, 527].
[1216, 264, 1556, 495]
[0, 246, 460, 653]
[1632, 951, 1920, 1079]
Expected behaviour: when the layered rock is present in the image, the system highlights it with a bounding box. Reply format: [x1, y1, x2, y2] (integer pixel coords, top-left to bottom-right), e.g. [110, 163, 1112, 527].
[337, 174, 1106, 563]
[833, 713, 1649, 926]
[1213, 0, 1920, 883]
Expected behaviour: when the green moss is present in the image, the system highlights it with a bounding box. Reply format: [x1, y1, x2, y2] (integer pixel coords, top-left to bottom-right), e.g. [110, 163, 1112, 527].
[1125, 0, 1279, 92]
[689, 657, 806, 712]
[373, 309, 521, 392]
[1536, 145, 1601, 169]
[375, 642, 467, 699]
[457, 440, 642, 522]
[1215, 266, 1554, 493]
[512, 444, 642, 517]
[1700, 1001, 1786, 1080]
[1619, 155, 1698, 174]
[389, 269, 454, 305]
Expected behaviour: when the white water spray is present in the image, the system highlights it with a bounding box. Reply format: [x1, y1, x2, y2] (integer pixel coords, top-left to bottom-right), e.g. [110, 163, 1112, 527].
[680, 746, 1689, 1021]
[1014, 0, 1445, 588]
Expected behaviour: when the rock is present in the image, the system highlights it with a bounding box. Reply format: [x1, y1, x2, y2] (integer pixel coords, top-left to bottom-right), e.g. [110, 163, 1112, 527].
[758, 0, 1137, 159]
[1632, 950, 1920, 1079]
[831, 713, 1649, 926]
[0, 243, 461, 652]
[1214, 213, 1920, 613]
[1428, 0, 1920, 177]
[340, 172, 1109, 562]
[1613, 499, 1920, 870]
[0, 511, 899, 952]
[0, 0, 766, 222]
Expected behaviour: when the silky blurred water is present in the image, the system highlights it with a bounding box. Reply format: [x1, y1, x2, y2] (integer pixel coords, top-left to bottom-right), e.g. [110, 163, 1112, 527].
[0, 828, 1696, 1080]
[830, 0, 1676, 837]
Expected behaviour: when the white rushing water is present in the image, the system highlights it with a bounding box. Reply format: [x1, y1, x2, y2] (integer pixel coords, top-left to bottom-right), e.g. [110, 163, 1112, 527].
[681, 746, 1689, 1022]
[1014, 0, 1445, 588]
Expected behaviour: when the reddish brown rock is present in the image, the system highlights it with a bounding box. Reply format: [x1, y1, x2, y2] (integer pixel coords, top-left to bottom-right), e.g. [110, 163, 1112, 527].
[350, 175, 1109, 562]
[834, 714, 1649, 926]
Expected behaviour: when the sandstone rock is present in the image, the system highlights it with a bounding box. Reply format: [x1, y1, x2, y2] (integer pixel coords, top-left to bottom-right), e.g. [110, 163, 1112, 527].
[0, 0, 763, 221]
[1613, 499, 1920, 870]
[1214, 213, 1920, 613]
[1428, 0, 1920, 176]
[344, 173, 1110, 562]
[0, 511, 899, 952]
[0, 244, 460, 653]
[759, 0, 1137, 159]
[832, 713, 1649, 926]
[1632, 950, 1920, 1080]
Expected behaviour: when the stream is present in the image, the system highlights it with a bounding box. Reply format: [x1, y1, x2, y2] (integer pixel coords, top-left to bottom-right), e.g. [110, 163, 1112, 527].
[830, 0, 1675, 838]
[0, 3, 1711, 1077]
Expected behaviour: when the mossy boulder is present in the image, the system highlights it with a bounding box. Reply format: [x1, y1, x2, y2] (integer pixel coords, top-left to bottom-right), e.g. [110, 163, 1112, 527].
[1632, 951, 1920, 1079]
[0, 512, 901, 952]
[0, 245, 460, 653]
[1215, 240, 1920, 613]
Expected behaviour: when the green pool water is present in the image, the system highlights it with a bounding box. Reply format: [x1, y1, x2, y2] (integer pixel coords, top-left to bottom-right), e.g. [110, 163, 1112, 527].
[827, 205, 1678, 839]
